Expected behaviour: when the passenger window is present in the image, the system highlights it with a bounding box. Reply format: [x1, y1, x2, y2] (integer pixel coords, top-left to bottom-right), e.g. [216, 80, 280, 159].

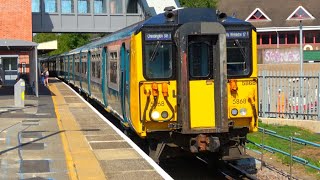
[108, 51, 119, 90]
[92, 62, 96, 77]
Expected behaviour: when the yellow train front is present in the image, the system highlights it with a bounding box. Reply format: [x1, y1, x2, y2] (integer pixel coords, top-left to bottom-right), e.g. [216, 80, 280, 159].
[42, 7, 258, 161]
[129, 8, 258, 161]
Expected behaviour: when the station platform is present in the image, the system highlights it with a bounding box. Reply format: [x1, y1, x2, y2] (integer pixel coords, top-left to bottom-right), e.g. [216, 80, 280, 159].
[0, 78, 171, 180]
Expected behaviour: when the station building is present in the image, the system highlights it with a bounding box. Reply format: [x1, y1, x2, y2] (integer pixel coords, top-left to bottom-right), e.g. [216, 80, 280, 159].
[218, 0, 320, 64]
[0, 0, 38, 90]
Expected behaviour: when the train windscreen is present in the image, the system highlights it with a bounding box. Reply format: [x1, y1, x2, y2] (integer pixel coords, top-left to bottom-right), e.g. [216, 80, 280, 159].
[226, 30, 252, 77]
[143, 31, 174, 79]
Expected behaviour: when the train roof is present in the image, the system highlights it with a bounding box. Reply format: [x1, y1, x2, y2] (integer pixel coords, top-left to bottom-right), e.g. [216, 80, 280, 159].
[63, 8, 253, 55]
[142, 8, 252, 26]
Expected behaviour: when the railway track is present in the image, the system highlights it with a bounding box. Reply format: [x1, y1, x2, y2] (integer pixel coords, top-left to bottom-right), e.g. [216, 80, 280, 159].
[71, 84, 259, 179]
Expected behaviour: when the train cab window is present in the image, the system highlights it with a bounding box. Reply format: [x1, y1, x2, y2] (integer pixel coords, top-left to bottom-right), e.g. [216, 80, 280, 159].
[187, 35, 216, 79]
[144, 42, 172, 79]
[188, 42, 210, 77]
[227, 38, 251, 76]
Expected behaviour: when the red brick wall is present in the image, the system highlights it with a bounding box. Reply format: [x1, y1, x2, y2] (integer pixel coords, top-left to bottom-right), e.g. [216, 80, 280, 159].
[0, 0, 32, 41]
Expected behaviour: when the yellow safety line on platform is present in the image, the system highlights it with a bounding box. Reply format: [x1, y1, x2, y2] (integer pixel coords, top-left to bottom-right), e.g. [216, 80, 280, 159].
[50, 85, 78, 180]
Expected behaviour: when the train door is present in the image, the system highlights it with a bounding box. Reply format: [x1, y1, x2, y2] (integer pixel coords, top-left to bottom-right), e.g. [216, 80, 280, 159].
[67, 56, 70, 82]
[102, 47, 108, 106]
[87, 51, 91, 96]
[120, 44, 130, 123]
[175, 22, 228, 133]
[188, 35, 216, 128]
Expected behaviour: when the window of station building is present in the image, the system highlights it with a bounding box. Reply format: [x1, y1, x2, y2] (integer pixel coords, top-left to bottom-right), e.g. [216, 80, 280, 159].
[44, 0, 57, 13]
[316, 33, 320, 43]
[94, 0, 106, 14]
[279, 33, 286, 44]
[305, 32, 314, 43]
[257, 34, 260, 45]
[32, 0, 40, 12]
[287, 6, 315, 20]
[78, 0, 90, 14]
[287, 33, 296, 44]
[261, 34, 269, 44]
[110, 0, 123, 14]
[271, 34, 277, 44]
[126, 0, 138, 13]
[61, 0, 74, 13]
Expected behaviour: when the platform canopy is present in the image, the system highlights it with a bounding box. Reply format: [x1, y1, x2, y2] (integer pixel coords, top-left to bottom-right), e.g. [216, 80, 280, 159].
[0, 39, 39, 97]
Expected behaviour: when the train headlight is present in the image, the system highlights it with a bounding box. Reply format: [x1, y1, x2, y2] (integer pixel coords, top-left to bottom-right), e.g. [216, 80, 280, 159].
[231, 108, 238, 116]
[239, 108, 247, 116]
[161, 111, 169, 118]
[151, 111, 160, 120]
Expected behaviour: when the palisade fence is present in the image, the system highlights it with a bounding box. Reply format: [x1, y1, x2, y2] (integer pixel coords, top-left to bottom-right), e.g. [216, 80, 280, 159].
[258, 64, 320, 120]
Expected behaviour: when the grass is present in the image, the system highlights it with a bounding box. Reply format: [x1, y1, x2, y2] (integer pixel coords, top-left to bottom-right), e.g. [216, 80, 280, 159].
[247, 121, 320, 177]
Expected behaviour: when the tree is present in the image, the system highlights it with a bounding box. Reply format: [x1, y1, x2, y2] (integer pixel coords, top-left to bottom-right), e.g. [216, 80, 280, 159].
[33, 33, 93, 56]
[33, 33, 57, 43]
[179, 0, 218, 8]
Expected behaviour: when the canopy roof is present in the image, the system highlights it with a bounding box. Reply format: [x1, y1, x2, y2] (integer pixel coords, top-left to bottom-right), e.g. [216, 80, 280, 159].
[0, 39, 37, 51]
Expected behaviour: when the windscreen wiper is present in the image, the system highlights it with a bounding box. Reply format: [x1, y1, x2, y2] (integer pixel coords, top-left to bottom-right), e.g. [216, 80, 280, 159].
[234, 39, 247, 61]
[149, 41, 161, 62]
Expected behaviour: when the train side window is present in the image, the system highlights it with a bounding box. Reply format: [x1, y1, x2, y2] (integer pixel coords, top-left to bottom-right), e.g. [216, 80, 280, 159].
[108, 50, 119, 90]
[97, 61, 101, 78]
[92, 61, 96, 77]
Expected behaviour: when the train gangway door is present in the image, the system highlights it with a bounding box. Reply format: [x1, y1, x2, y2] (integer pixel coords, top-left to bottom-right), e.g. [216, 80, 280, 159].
[176, 22, 227, 131]
[188, 35, 217, 128]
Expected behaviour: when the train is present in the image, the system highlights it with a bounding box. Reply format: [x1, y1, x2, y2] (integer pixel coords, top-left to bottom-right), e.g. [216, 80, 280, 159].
[41, 7, 258, 162]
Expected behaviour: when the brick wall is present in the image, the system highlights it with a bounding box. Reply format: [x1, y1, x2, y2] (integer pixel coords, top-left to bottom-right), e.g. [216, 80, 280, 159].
[0, 0, 32, 41]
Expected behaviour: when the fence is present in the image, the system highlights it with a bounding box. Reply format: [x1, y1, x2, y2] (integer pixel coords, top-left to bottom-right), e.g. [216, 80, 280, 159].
[247, 127, 320, 179]
[258, 64, 320, 120]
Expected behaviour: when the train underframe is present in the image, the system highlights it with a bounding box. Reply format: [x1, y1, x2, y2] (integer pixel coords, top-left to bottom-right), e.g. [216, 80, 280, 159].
[144, 127, 250, 163]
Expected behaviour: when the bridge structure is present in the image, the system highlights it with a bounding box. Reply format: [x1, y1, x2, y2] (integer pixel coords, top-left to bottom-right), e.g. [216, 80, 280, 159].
[32, 0, 181, 33]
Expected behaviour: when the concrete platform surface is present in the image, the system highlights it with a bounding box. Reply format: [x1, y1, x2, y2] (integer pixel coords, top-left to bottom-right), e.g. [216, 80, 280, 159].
[0, 79, 171, 180]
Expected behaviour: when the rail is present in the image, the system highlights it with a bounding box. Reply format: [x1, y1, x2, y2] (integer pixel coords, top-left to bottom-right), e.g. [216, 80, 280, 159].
[247, 127, 320, 179]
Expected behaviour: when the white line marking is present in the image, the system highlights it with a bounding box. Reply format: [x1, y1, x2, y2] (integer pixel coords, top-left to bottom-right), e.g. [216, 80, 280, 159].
[62, 79, 173, 180]
[89, 140, 126, 143]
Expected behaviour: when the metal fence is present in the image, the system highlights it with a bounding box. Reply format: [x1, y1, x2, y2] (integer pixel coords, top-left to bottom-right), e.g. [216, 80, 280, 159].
[258, 69, 320, 120]
[247, 127, 320, 178]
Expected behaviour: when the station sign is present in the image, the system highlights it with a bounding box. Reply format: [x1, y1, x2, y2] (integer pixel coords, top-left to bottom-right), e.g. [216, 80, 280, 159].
[145, 32, 172, 41]
[226, 31, 249, 39]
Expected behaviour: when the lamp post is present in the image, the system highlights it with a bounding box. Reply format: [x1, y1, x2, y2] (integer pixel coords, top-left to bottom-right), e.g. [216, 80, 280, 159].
[299, 20, 304, 118]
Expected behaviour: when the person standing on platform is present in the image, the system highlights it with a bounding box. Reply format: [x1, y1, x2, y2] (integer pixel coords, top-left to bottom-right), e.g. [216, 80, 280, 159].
[44, 68, 49, 86]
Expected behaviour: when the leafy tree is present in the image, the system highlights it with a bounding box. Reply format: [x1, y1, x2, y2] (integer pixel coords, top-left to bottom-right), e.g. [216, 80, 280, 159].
[179, 0, 218, 8]
[33, 33, 93, 56]
[33, 33, 57, 43]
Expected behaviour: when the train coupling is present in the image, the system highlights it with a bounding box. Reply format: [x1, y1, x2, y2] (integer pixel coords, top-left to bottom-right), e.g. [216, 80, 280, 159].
[190, 134, 220, 153]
